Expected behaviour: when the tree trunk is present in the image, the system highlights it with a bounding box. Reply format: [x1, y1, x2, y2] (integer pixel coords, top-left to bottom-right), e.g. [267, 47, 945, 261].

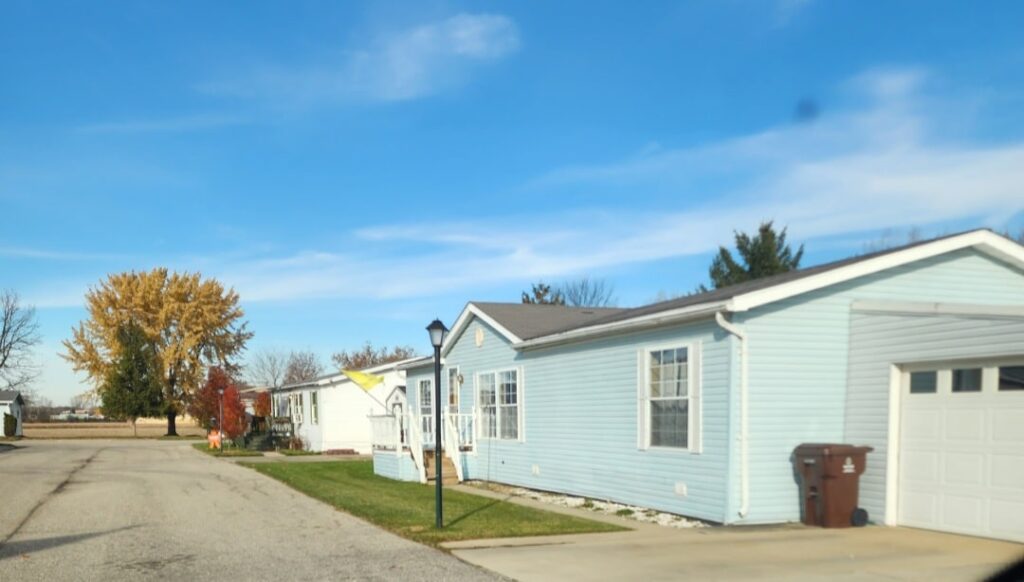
[132, 418, 137, 438]
[165, 408, 178, 436]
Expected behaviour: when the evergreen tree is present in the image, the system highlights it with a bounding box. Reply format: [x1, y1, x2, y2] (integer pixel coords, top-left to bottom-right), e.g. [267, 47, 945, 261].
[707, 221, 804, 289]
[521, 283, 565, 305]
[100, 322, 165, 437]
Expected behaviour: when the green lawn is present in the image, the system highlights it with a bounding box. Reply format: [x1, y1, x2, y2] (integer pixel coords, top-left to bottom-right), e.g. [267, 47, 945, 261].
[246, 460, 626, 545]
[191, 442, 263, 457]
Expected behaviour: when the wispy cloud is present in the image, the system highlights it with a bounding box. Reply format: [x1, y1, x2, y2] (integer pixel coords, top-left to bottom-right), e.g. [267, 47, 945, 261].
[201, 13, 520, 107]
[0, 246, 129, 261]
[775, 0, 814, 26]
[211, 67, 1024, 302]
[76, 113, 248, 134]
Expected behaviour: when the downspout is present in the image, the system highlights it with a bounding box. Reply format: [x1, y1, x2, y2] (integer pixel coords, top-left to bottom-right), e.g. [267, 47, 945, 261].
[715, 311, 750, 520]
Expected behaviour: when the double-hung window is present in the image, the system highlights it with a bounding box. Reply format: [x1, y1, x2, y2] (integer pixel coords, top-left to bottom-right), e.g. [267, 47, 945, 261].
[639, 344, 700, 451]
[290, 393, 303, 425]
[447, 367, 460, 414]
[310, 391, 319, 425]
[477, 369, 521, 440]
[419, 379, 433, 439]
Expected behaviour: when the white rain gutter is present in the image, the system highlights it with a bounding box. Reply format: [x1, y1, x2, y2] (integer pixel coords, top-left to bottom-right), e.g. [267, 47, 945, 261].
[715, 311, 750, 520]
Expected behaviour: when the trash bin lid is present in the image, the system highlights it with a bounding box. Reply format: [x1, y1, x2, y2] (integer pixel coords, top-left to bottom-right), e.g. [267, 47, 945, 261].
[794, 443, 874, 457]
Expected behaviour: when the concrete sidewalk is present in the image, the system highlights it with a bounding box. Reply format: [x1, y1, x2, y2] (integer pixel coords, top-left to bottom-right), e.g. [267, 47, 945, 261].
[444, 491, 1023, 581]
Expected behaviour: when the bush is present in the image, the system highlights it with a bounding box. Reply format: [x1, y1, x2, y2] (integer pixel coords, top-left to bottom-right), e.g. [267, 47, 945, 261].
[3, 413, 16, 437]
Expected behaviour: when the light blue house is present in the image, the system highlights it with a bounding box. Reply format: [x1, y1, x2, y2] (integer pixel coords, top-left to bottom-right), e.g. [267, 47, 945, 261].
[371, 229, 1024, 542]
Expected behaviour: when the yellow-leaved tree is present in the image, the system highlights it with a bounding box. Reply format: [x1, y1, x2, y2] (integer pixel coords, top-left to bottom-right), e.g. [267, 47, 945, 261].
[62, 268, 252, 435]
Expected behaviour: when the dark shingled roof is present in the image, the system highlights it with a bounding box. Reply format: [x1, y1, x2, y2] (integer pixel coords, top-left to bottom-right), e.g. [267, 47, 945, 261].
[471, 303, 627, 341]
[0, 390, 23, 403]
[472, 229, 1004, 341]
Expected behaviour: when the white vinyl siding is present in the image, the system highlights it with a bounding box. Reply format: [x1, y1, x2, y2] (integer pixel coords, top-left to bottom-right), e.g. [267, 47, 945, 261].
[477, 369, 521, 441]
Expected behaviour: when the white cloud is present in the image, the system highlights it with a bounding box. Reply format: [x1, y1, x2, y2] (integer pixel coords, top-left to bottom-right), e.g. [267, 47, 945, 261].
[204, 13, 520, 106]
[211, 68, 1024, 302]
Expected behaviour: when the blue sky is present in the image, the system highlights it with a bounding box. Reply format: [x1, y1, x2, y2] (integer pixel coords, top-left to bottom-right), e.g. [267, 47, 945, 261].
[3, 1, 1024, 405]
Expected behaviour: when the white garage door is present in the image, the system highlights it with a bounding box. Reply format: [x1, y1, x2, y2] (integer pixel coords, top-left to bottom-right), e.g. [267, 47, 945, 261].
[899, 363, 1024, 542]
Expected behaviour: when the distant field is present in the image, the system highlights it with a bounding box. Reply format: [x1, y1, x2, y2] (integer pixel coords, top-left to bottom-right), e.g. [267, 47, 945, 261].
[23, 422, 206, 439]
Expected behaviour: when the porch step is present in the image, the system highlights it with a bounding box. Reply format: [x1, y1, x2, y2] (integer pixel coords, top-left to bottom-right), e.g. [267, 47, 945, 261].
[423, 451, 460, 485]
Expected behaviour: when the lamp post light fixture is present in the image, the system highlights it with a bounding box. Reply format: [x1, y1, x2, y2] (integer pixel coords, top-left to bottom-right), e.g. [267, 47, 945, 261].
[426, 318, 449, 529]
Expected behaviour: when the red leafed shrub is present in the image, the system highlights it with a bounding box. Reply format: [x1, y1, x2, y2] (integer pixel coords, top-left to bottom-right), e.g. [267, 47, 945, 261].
[221, 385, 247, 439]
[254, 392, 271, 418]
[189, 367, 246, 438]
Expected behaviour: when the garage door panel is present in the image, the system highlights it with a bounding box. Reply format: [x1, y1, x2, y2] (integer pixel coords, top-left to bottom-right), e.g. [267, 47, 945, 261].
[900, 450, 939, 482]
[943, 409, 984, 441]
[941, 494, 984, 529]
[989, 499, 1024, 540]
[899, 491, 937, 525]
[992, 409, 1024, 442]
[943, 452, 983, 485]
[903, 409, 941, 439]
[991, 454, 1024, 488]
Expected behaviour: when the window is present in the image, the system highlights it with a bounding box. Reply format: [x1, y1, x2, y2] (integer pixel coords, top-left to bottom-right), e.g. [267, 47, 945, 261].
[998, 366, 1024, 391]
[477, 369, 520, 440]
[909, 371, 937, 394]
[419, 379, 433, 438]
[289, 393, 303, 424]
[952, 368, 982, 392]
[498, 371, 519, 440]
[645, 346, 691, 448]
[478, 373, 497, 438]
[448, 367, 460, 414]
[310, 391, 319, 425]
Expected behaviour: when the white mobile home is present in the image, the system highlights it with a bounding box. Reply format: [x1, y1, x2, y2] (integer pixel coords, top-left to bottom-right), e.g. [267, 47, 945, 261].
[273, 359, 417, 453]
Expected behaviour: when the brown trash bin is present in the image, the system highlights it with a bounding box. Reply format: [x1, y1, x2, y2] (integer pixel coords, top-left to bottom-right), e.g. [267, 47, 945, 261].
[793, 443, 873, 528]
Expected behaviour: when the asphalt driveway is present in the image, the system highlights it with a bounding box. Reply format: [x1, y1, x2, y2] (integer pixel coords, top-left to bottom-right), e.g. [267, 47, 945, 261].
[0, 439, 500, 581]
[446, 508, 1023, 581]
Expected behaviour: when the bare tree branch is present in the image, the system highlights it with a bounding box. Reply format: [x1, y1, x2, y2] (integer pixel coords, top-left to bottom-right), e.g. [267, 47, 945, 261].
[556, 277, 617, 307]
[0, 290, 41, 390]
[248, 348, 288, 389]
[283, 350, 324, 385]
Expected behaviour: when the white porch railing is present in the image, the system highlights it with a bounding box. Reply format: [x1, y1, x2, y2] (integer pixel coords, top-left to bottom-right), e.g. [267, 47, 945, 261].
[406, 415, 427, 484]
[450, 412, 475, 450]
[443, 412, 464, 482]
[368, 411, 475, 484]
[368, 414, 401, 451]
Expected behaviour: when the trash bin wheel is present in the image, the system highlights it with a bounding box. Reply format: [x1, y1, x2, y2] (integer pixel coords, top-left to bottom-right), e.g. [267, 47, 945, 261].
[851, 507, 868, 527]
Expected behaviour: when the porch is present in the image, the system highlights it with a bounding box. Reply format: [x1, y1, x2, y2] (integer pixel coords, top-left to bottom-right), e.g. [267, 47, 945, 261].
[369, 411, 475, 484]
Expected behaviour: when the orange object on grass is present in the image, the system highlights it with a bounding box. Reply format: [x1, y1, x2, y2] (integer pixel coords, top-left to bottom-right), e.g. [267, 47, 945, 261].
[208, 429, 222, 449]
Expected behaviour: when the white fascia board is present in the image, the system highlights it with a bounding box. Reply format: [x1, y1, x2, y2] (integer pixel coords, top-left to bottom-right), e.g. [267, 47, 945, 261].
[515, 302, 728, 351]
[729, 230, 1024, 312]
[440, 303, 522, 357]
[851, 300, 1024, 318]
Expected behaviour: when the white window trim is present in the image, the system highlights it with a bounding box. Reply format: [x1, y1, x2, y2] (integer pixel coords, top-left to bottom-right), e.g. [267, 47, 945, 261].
[475, 367, 524, 442]
[637, 341, 701, 453]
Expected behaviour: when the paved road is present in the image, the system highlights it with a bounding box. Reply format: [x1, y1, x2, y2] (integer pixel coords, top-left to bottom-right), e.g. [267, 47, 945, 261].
[0, 440, 501, 581]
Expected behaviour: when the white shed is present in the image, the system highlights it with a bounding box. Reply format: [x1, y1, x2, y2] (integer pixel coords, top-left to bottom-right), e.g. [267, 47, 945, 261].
[0, 390, 25, 437]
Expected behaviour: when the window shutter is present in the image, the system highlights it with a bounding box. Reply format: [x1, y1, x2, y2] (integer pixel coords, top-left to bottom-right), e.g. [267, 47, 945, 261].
[690, 341, 702, 454]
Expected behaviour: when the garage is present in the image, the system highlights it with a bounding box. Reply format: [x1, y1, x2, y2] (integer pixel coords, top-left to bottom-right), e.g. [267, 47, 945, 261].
[897, 362, 1024, 542]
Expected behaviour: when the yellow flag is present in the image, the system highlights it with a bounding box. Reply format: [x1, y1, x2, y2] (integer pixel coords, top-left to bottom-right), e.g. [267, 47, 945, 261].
[342, 370, 385, 391]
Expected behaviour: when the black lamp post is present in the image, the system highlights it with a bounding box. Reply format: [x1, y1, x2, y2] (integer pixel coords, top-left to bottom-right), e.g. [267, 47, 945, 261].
[426, 318, 449, 529]
[217, 388, 225, 448]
